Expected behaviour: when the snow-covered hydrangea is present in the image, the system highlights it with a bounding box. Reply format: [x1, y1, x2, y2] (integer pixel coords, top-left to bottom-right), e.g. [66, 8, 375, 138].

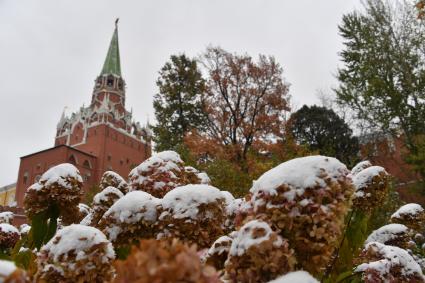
[249, 155, 352, 275]
[19, 224, 31, 237]
[352, 166, 390, 213]
[99, 171, 129, 194]
[267, 271, 319, 283]
[24, 163, 83, 225]
[351, 160, 372, 176]
[0, 212, 14, 225]
[355, 241, 425, 282]
[129, 151, 186, 198]
[77, 203, 91, 222]
[365, 223, 413, 249]
[224, 220, 295, 283]
[221, 191, 242, 232]
[0, 259, 27, 282]
[203, 235, 233, 270]
[98, 191, 160, 246]
[35, 224, 115, 283]
[391, 203, 425, 232]
[113, 239, 220, 283]
[159, 184, 227, 248]
[184, 166, 211, 185]
[86, 186, 123, 227]
[0, 223, 20, 251]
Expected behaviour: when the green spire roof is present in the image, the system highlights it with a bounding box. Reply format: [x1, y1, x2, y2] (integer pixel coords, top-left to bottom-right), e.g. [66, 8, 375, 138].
[101, 20, 121, 76]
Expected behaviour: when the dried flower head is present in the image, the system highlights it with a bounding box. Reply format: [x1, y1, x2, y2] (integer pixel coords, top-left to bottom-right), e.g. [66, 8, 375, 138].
[267, 271, 319, 283]
[0, 212, 14, 225]
[355, 241, 425, 282]
[249, 156, 353, 275]
[365, 224, 413, 249]
[87, 186, 123, 227]
[0, 260, 29, 283]
[98, 191, 160, 246]
[128, 151, 187, 198]
[0, 224, 20, 251]
[23, 163, 83, 225]
[224, 220, 296, 283]
[351, 160, 372, 176]
[352, 166, 390, 213]
[35, 224, 115, 283]
[391, 203, 425, 232]
[184, 166, 211, 185]
[77, 203, 91, 222]
[159, 184, 227, 249]
[203, 235, 233, 271]
[113, 239, 220, 283]
[99, 171, 129, 194]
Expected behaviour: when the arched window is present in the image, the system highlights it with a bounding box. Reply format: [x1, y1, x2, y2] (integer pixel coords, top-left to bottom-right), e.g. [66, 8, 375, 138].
[68, 155, 77, 165]
[83, 160, 91, 169]
[107, 76, 114, 87]
[23, 172, 29, 185]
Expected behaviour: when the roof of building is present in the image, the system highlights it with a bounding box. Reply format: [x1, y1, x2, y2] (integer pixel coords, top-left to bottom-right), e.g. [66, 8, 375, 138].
[20, 144, 97, 159]
[0, 183, 16, 193]
[101, 20, 121, 76]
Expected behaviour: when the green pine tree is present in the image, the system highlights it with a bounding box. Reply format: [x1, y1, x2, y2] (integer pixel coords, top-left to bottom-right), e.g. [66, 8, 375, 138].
[152, 54, 206, 152]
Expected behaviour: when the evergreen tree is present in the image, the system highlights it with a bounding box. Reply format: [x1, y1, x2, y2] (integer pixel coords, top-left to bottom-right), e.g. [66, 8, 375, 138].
[152, 54, 206, 151]
[289, 105, 359, 166]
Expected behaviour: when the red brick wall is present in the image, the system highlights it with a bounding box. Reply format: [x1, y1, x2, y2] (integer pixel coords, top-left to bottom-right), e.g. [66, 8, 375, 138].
[16, 146, 96, 207]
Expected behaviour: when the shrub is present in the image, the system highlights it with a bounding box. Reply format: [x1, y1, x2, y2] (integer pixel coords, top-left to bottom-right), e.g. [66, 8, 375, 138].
[224, 220, 296, 283]
[83, 186, 123, 227]
[98, 191, 160, 247]
[203, 235, 232, 271]
[354, 241, 424, 282]
[24, 163, 83, 226]
[113, 239, 220, 283]
[249, 156, 353, 275]
[352, 166, 390, 213]
[158, 184, 226, 249]
[99, 171, 129, 194]
[34, 224, 115, 283]
[0, 212, 14, 225]
[0, 224, 20, 253]
[391, 203, 425, 232]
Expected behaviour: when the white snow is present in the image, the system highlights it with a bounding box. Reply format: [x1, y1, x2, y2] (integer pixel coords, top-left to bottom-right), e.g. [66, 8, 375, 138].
[391, 203, 424, 219]
[351, 160, 372, 176]
[229, 220, 281, 257]
[206, 235, 232, 257]
[38, 163, 82, 190]
[129, 151, 182, 178]
[250, 156, 348, 203]
[197, 172, 211, 184]
[101, 171, 128, 190]
[161, 184, 225, 219]
[353, 166, 387, 191]
[0, 223, 19, 235]
[0, 260, 17, 280]
[267, 271, 319, 283]
[19, 224, 31, 235]
[355, 242, 423, 279]
[365, 224, 409, 245]
[102, 191, 160, 240]
[0, 212, 13, 224]
[41, 224, 114, 262]
[93, 186, 123, 204]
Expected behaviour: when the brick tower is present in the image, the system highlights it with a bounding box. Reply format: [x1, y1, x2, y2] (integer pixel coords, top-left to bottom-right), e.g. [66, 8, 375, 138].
[15, 21, 151, 207]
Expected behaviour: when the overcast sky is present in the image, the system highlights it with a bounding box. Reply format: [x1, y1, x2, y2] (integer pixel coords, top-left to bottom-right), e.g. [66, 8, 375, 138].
[0, 0, 362, 185]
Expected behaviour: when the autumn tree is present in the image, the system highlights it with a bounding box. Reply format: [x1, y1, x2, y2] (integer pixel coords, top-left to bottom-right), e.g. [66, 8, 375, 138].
[188, 47, 290, 165]
[288, 105, 359, 166]
[152, 54, 206, 152]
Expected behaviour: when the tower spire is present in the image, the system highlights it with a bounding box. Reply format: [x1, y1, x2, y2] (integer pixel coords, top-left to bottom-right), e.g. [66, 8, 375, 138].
[101, 19, 121, 76]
